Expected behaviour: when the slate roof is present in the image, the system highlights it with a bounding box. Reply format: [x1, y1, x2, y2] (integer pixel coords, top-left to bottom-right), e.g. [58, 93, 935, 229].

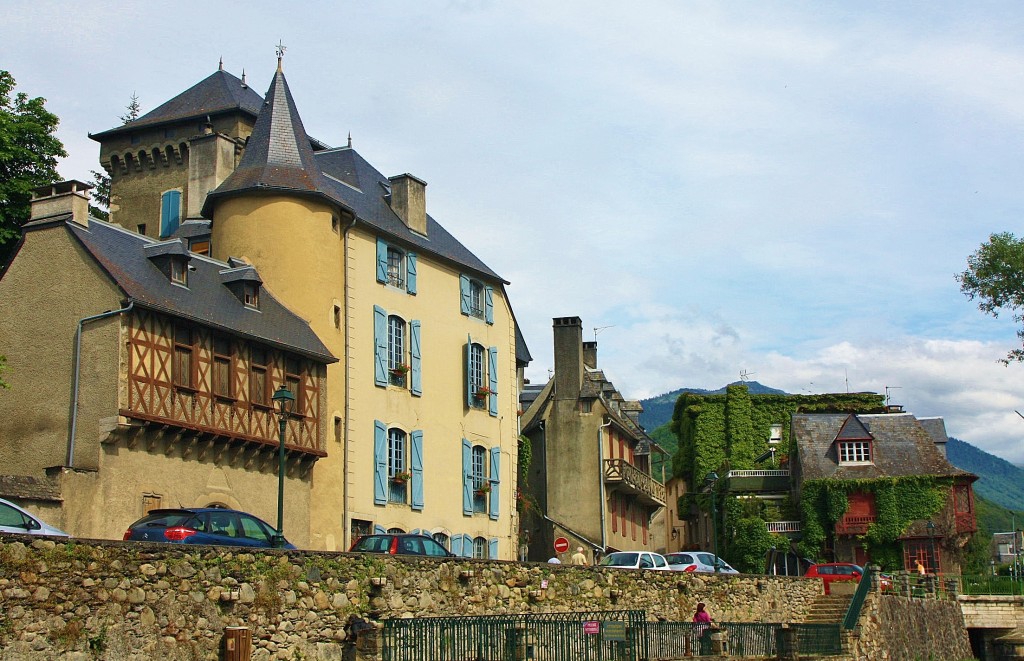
[793, 412, 974, 482]
[58, 217, 335, 363]
[91, 69, 263, 139]
[202, 69, 505, 284]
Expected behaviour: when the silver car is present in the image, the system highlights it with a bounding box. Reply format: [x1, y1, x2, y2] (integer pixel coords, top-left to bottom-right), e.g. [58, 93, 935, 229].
[670, 551, 738, 574]
[0, 498, 68, 537]
[598, 551, 671, 571]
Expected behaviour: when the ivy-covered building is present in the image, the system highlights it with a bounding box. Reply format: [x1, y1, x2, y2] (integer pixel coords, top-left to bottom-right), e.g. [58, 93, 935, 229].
[670, 384, 884, 571]
[794, 412, 977, 573]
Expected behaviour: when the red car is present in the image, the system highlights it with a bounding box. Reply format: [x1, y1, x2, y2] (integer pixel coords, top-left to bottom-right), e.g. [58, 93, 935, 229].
[805, 562, 892, 594]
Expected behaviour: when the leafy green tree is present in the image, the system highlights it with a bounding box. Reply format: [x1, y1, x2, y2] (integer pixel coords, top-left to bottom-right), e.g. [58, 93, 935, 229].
[957, 232, 1024, 363]
[0, 70, 67, 262]
[89, 170, 110, 221]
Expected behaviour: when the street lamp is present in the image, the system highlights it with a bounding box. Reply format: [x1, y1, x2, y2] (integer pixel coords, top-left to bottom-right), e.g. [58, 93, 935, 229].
[704, 471, 720, 573]
[272, 384, 295, 548]
[926, 519, 937, 575]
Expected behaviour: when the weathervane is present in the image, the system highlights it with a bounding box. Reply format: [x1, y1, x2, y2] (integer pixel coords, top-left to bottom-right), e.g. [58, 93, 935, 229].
[276, 40, 287, 71]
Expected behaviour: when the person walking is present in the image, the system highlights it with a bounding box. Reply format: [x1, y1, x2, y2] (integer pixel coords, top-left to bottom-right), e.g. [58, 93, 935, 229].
[689, 602, 712, 655]
[692, 602, 712, 625]
[571, 546, 588, 566]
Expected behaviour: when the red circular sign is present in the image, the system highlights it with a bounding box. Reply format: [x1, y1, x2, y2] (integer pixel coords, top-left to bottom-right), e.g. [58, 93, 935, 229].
[554, 537, 570, 553]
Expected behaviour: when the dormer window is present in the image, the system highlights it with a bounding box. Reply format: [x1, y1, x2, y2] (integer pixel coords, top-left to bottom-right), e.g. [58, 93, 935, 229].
[244, 283, 259, 309]
[838, 440, 872, 464]
[170, 258, 187, 285]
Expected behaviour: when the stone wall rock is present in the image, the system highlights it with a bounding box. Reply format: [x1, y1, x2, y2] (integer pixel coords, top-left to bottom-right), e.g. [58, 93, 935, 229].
[850, 592, 974, 661]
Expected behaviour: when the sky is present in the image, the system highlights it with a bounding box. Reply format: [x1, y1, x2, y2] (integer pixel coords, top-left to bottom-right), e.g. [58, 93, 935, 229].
[6, 1, 1024, 462]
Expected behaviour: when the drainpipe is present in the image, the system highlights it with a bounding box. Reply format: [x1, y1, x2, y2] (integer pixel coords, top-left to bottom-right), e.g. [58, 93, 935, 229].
[598, 416, 611, 552]
[68, 301, 134, 467]
[341, 212, 357, 551]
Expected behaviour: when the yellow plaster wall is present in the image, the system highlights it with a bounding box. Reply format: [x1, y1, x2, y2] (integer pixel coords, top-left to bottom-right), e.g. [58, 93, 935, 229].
[0, 225, 122, 476]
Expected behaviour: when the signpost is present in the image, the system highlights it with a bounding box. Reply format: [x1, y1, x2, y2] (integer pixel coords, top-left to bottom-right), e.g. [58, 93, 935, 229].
[554, 537, 570, 554]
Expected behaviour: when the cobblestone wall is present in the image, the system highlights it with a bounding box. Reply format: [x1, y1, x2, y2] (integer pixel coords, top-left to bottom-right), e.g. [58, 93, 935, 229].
[0, 538, 822, 660]
[851, 592, 974, 661]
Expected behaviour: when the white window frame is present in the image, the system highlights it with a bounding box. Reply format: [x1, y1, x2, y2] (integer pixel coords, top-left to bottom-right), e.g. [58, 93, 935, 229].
[838, 440, 872, 464]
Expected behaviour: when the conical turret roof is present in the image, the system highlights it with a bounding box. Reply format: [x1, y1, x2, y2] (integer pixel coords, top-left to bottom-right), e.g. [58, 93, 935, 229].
[203, 65, 329, 214]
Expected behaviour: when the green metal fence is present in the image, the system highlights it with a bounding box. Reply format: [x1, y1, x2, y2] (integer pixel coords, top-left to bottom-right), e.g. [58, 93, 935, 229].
[380, 610, 648, 661]
[792, 623, 844, 656]
[959, 574, 1024, 596]
[645, 621, 843, 658]
[842, 565, 874, 630]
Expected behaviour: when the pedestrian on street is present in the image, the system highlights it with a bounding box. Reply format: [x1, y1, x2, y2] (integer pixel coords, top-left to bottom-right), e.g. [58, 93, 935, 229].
[571, 546, 588, 566]
[547, 554, 562, 564]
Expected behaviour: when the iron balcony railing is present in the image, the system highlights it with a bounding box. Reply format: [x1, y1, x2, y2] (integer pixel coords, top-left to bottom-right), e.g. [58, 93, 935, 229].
[835, 515, 876, 535]
[604, 458, 666, 507]
[725, 469, 791, 493]
[765, 520, 802, 534]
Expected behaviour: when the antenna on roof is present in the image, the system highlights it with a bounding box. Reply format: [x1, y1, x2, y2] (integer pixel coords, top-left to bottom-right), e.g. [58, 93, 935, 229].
[884, 386, 901, 406]
[276, 39, 287, 72]
[241, 69, 247, 88]
[348, 132, 352, 149]
[593, 325, 615, 342]
[740, 369, 755, 382]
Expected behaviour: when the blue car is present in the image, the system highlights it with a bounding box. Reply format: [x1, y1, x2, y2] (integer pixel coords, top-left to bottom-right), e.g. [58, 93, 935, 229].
[123, 508, 295, 549]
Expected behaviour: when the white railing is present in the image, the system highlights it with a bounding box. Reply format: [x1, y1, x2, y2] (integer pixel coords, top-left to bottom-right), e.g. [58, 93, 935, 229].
[727, 470, 791, 478]
[766, 521, 801, 533]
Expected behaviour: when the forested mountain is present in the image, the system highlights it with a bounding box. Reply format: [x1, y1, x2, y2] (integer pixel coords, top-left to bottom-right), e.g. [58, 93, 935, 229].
[638, 381, 785, 433]
[946, 437, 1024, 515]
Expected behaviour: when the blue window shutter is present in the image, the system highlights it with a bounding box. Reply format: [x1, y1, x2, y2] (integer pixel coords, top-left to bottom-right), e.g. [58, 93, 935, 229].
[411, 430, 424, 511]
[489, 446, 500, 520]
[485, 286, 494, 324]
[452, 534, 464, 557]
[488, 537, 499, 560]
[373, 305, 387, 386]
[160, 191, 181, 238]
[410, 320, 422, 396]
[488, 347, 499, 417]
[459, 275, 471, 315]
[373, 420, 387, 505]
[464, 337, 473, 407]
[463, 534, 474, 558]
[462, 439, 473, 515]
[406, 252, 417, 295]
[374, 524, 387, 534]
[376, 239, 388, 283]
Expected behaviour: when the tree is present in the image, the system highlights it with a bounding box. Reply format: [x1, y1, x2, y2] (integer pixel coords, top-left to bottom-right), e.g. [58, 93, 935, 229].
[89, 170, 110, 221]
[120, 92, 140, 124]
[0, 70, 66, 262]
[957, 232, 1024, 363]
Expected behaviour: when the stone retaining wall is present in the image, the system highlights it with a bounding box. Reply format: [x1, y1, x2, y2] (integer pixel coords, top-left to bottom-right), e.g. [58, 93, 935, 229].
[0, 538, 821, 659]
[850, 592, 974, 661]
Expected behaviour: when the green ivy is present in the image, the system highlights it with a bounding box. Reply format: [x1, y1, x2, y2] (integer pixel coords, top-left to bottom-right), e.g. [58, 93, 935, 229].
[797, 476, 951, 567]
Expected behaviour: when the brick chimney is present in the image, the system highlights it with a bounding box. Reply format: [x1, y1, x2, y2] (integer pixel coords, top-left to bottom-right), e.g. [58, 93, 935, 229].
[388, 173, 427, 235]
[187, 123, 237, 219]
[583, 341, 598, 369]
[553, 317, 584, 401]
[30, 180, 92, 227]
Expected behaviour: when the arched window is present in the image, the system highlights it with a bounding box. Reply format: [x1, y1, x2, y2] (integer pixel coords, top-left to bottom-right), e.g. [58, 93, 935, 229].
[473, 536, 487, 559]
[432, 532, 450, 551]
[387, 527, 406, 534]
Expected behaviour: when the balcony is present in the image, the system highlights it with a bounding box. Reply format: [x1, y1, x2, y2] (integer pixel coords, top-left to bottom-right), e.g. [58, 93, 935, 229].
[725, 469, 791, 493]
[835, 515, 876, 536]
[604, 458, 666, 507]
[766, 521, 802, 537]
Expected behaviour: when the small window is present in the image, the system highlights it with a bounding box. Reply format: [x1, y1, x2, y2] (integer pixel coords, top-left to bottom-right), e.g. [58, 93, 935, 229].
[137, 224, 147, 236]
[243, 283, 259, 309]
[472, 445, 487, 513]
[460, 275, 493, 323]
[388, 428, 407, 504]
[285, 356, 303, 415]
[333, 304, 341, 329]
[170, 259, 187, 285]
[334, 416, 342, 443]
[473, 536, 487, 559]
[250, 347, 269, 407]
[469, 280, 485, 318]
[173, 325, 194, 388]
[769, 424, 782, 445]
[469, 344, 485, 406]
[386, 246, 405, 288]
[838, 441, 872, 464]
[580, 400, 593, 414]
[190, 239, 210, 256]
[212, 336, 233, 399]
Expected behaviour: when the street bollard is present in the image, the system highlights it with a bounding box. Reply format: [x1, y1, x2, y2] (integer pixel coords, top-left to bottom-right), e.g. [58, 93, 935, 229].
[224, 626, 252, 661]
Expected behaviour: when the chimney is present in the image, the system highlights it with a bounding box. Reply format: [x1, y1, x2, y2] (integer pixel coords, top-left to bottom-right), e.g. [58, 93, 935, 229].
[30, 180, 92, 227]
[388, 173, 427, 235]
[553, 317, 584, 401]
[583, 341, 598, 369]
[187, 129, 236, 218]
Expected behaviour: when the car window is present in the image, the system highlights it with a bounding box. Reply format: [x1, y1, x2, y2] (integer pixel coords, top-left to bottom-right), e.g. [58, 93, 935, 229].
[836, 565, 854, 575]
[653, 555, 667, 568]
[600, 553, 638, 567]
[205, 511, 240, 538]
[817, 566, 833, 575]
[352, 535, 390, 552]
[0, 502, 29, 528]
[239, 515, 272, 543]
[696, 553, 715, 565]
[639, 554, 654, 569]
[133, 511, 194, 529]
[422, 537, 450, 557]
[667, 554, 693, 566]
[399, 536, 422, 554]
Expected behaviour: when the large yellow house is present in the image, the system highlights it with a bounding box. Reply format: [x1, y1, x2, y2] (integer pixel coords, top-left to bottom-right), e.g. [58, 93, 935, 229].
[0, 59, 529, 557]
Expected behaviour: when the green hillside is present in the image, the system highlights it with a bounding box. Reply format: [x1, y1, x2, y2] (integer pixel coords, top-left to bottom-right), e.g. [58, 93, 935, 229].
[639, 381, 785, 432]
[946, 437, 1024, 513]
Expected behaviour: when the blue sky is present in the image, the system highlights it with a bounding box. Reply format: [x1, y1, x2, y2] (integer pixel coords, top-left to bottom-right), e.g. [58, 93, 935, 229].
[8, 1, 1024, 462]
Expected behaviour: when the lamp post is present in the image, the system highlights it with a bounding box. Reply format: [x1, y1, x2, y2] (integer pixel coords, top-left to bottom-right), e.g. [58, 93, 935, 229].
[272, 384, 295, 548]
[926, 519, 937, 575]
[704, 472, 720, 573]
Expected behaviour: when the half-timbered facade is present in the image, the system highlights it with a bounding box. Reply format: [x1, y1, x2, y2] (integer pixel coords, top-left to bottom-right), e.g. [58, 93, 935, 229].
[0, 181, 334, 543]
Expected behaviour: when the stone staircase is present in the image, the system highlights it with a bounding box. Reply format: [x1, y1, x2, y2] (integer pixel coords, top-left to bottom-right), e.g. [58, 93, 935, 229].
[802, 593, 853, 624]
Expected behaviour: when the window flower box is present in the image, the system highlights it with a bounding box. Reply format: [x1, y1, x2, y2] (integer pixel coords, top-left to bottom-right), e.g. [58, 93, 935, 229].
[474, 483, 491, 496]
[391, 471, 411, 485]
[389, 364, 410, 377]
[474, 387, 493, 400]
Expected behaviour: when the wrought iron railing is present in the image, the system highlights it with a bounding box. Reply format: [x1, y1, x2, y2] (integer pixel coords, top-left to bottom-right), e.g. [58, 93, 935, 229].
[765, 521, 801, 533]
[726, 470, 791, 478]
[604, 459, 666, 505]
